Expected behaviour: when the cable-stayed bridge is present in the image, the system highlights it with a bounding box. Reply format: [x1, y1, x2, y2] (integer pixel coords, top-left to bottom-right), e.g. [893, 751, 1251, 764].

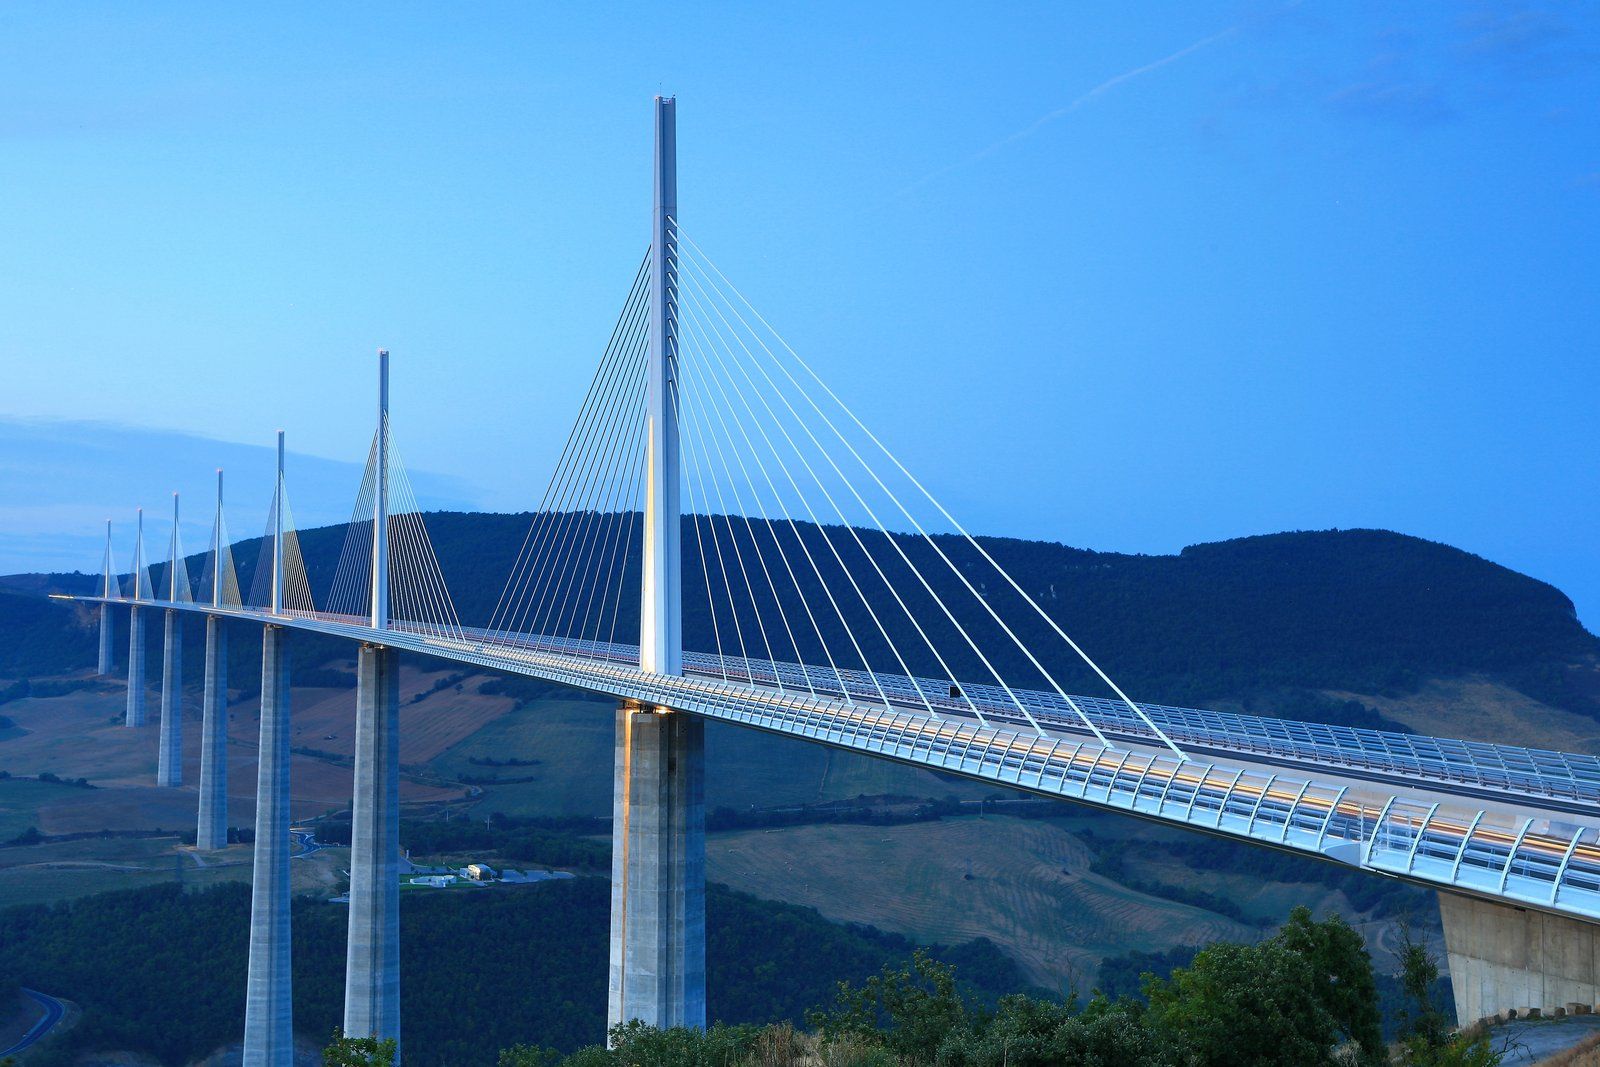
[58, 99, 1600, 1064]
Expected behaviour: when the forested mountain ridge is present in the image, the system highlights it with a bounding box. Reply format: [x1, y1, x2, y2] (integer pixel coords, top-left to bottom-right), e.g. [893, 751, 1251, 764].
[5, 517, 1597, 724]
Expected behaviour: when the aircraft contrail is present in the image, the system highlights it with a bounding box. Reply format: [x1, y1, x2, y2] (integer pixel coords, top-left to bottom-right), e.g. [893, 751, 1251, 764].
[892, 22, 1243, 199]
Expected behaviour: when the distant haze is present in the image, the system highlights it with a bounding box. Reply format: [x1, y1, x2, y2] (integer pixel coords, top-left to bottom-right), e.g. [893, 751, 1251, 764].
[0, 417, 483, 577]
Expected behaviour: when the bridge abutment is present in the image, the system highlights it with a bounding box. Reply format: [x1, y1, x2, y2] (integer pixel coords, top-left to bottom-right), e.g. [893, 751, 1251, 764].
[244, 625, 293, 1066]
[197, 615, 228, 851]
[608, 702, 706, 1035]
[344, 643, 401, 1057]
[97, 603, 113, 675]
[125, 606, 145, 727]
[157, 609, 182, 786]
[1440, 891, 1600, 1025]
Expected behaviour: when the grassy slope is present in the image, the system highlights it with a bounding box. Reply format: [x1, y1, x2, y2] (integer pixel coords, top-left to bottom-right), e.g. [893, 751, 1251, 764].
[1, 521, 1593, 1012]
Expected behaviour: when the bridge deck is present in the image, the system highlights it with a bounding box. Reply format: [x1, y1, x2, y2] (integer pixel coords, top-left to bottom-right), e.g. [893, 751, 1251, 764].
[76, 595, 1600, 924]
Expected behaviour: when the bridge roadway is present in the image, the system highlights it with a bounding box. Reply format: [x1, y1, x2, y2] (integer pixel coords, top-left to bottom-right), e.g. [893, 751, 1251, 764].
[73, 593, 1600, 927]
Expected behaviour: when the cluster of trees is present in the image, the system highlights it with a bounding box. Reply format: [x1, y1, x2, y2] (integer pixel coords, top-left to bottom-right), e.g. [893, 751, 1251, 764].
[0, 875, 1032, 1065]
[313, 813, 614, 873]
[463, 909, 1494, 1067]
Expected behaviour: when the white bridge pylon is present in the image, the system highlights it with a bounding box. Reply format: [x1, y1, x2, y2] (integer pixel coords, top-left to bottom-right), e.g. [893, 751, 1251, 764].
[68, 98, 1600, 1059]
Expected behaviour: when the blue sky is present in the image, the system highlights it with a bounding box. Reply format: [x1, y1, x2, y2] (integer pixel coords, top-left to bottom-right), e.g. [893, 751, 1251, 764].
[2, 3, 1598, 622]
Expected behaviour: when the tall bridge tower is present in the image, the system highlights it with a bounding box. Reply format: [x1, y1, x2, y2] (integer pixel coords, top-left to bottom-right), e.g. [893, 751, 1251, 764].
[608, 94, 708, 1034]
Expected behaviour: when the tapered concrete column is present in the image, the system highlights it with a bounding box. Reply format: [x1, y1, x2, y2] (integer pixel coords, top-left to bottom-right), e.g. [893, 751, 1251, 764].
[1440, 891, 1600, 1025]
[344, 644, 401, 1057]
[244, 625, 293, 1066]
[196, 616, 229, 851]
[97, 604, 113, 675]
[157, 610, 183, 786]
[608, 703, 706, 1033]
[125, 606, 146, 727]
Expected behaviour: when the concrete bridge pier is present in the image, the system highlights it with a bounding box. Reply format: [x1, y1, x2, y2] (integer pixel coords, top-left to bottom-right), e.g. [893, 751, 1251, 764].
[1440, 891, 1600, 1025]
[196, 615, 228, 851]
[608, 702, 706, 1034]
[344, 643, 401, 1057]
[97, 604, 113, 675]
[125, 606, 146, 727]
[157, 609, 182, 786]
[244, 625, 293, 1066]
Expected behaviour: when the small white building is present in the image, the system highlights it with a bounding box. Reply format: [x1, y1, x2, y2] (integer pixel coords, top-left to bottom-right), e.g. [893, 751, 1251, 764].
[464, 863, 497, 882]
[410, 874, 455, 888]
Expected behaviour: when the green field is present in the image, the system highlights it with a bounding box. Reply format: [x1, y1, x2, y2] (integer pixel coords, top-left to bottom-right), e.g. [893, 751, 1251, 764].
[0, 777, 101, 840]
[0, 832, 349, 909]
[704, 813, 1363, 991]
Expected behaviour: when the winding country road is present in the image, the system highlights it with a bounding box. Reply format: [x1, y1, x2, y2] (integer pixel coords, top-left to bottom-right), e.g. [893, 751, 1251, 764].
[1, 987, 66, 1056]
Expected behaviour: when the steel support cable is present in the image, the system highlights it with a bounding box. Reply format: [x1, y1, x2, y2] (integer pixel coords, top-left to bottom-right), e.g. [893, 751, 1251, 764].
[203, 512, 231, 606]
[677, 289, 902, 713]
[168, 519, 192, 602]
[326, 436, 375, 616]
[489, 252, 649, 633]
[678, 245, 1076, 740]
[677, 346, 821, 696]
[674, 375, 756, 683]
[330, 464, 377, 618]
[542, 347, 650, 642]
[579, 393, 647, 648]
[573, 399, 647, 648]
[678, 249, 1021, 719]
[211, 509, 241, 607]
[680, 267, 961, 715]
[675, 357, 785, 686]
[518, 279, 649, 636]
[500, 312, 649, 644]
[520, 337, 649, 642]
[328, 433, 380, 618]
[686, 380, 788, 685]
[680, 266, 994, 728]
[671, 378, 736, 682]
[395, 443, 466, 639]
[390, 441, 454, 633]
[488, 254, 651, 636]
[675, 321, 855, 703]
[396, 506, 445, 636]
[675, 358, 806, 694]
[678, 275, 937, 719]
[678, 367, 752, 681]
[605, 488, 642, 649]
[495, 284, 649, 642]
[676, 229, 1173, 758]
[550, 387, 646, 644]
[247, 498, 277, 608]
[276, 488, 315, 614]
[501, 291, 650, 642]
[391, 437, 464, 639]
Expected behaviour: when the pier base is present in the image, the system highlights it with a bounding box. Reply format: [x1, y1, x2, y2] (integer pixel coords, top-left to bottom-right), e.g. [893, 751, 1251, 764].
[607, 703, 706, 1035]
[1440, 891, 1600, 1025]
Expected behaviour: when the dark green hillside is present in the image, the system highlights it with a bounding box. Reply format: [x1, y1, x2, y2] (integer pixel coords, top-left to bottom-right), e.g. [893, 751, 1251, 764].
[0, 590, 97, 677]
[8, 518, 1598, 719]
[0, 878, 1031, 1066]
